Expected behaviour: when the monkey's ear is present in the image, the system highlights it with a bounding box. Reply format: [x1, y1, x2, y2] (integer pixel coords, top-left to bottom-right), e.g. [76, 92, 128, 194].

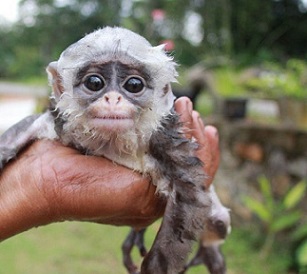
[159, 83, 176, 113]
[46, 61, 64, 98]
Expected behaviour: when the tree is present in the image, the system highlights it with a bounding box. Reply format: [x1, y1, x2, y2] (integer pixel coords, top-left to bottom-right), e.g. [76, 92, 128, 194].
[1, 0, 307, 79]
[230, 0, 307, 59]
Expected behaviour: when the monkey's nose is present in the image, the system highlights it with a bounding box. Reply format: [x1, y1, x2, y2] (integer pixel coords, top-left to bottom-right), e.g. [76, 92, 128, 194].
[103, 91, 122, 106]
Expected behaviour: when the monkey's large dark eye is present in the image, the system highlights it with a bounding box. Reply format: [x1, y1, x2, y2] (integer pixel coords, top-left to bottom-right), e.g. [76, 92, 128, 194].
[84, 75, 105, 91]
[124, 77, 145, 93]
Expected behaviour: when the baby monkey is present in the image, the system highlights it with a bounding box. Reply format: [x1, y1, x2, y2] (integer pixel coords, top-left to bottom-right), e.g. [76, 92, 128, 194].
[0, 27, 230, 274]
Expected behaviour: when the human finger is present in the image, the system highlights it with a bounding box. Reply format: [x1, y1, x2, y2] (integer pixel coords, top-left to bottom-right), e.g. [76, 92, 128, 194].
[190, 111, 220, 187]
[174, 96, 194, 139]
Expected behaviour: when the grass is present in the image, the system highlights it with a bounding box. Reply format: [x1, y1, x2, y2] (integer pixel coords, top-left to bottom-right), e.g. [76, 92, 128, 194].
[0, 222, 130, 274]
[223, 227, 291, 274]
[0, 221, 162, 274]
[0, 221, 292, 274]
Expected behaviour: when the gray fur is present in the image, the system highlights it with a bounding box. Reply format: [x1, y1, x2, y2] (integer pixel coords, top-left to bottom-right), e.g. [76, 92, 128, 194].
[0, 113, 56, 169]
[140, 111, 210, 273]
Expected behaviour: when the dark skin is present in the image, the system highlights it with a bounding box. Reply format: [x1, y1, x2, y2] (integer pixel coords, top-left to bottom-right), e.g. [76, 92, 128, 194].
[0, 97, 220, 241]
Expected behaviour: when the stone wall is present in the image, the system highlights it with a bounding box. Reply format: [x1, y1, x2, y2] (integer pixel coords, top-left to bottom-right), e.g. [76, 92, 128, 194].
[208, 118, 307, 224]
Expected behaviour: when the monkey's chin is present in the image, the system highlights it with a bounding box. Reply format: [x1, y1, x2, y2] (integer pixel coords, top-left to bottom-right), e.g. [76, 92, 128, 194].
[90, 117, 135, 133]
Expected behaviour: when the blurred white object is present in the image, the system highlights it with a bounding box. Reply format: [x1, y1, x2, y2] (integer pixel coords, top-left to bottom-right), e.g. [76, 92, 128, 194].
[0, 98, 36, 133]
[0, 82, 48, 133]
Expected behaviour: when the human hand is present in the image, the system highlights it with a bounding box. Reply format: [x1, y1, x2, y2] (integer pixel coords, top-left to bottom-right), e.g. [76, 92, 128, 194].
[0, 97, 220, 241]
[0, 139, 164, 240]
[175, 97, 220, 187]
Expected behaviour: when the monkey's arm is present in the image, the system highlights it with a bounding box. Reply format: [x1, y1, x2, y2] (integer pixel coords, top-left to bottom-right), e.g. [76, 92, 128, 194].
[139, 112, 210, 274]
[0, 112, 57, 170]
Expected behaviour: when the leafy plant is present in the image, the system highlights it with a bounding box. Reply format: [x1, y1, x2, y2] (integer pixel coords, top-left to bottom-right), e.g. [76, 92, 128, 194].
[213, 67, 247, 97]
[287, 59, 306, 77]
[242, 60, 307, 99]
[296, 240, 307, 272]
[291, 220, 307, 272]
[243, 176, 307, 256]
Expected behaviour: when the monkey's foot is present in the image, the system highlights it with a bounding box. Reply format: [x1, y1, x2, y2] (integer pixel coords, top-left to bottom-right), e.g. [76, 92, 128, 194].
[122, 228, 147, 274]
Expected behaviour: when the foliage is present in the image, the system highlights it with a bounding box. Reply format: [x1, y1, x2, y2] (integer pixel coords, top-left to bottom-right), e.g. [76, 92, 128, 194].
[1, 0, 307, 79]
[222, 227, 291, 274]
[204, 59, 307, 99]
[296, 240, 307, 271]
[292, 219, 307, 271]
[8, 46, 44, 78]
[244, 177, 305, 234]
[212, 66, 247, 97]
[241, 59, 307, 99]
[243, 176, 307, 271]
[0, 27, 18, 78]
[231, 0, 307, 57]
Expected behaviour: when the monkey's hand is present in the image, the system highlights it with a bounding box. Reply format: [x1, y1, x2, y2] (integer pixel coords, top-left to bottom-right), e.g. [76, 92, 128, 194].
[0, 139, 165, 241]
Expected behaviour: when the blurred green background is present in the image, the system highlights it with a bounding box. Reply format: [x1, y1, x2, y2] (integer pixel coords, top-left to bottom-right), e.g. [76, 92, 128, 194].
[1, 0, 307, 80]
[0, 221, 294, 274]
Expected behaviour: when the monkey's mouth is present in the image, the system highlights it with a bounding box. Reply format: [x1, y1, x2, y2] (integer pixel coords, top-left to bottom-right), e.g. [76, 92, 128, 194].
[96, 115, 131, 120]
[90, 115, 134, 131]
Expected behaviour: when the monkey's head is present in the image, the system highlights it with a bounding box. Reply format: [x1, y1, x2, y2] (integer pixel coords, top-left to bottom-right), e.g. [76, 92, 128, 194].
[47, 27, 177, 147]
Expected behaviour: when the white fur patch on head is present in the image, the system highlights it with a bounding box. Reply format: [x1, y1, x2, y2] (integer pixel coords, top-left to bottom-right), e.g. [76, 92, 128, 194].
[50, 27, 177, 111]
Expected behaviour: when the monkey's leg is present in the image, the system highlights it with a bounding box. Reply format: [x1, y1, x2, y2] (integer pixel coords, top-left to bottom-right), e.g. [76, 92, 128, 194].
[0, 112, 56, 170]
[182, 193, 230, 274]
[134, 229, 147, 257]
[179, 244, 205, 274]
[140, 184, 230, 274]
[122, 228, 147, 274]
[141, 111, 211, 273]
[140, 187, 210, 274]
[181, 244, 225, 274]
[202, 245, 226, 274]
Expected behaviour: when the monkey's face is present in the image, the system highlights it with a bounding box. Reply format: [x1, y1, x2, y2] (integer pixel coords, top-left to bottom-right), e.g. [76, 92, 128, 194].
[47, 27, 177, 146]
[73, 61, 153, 134]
